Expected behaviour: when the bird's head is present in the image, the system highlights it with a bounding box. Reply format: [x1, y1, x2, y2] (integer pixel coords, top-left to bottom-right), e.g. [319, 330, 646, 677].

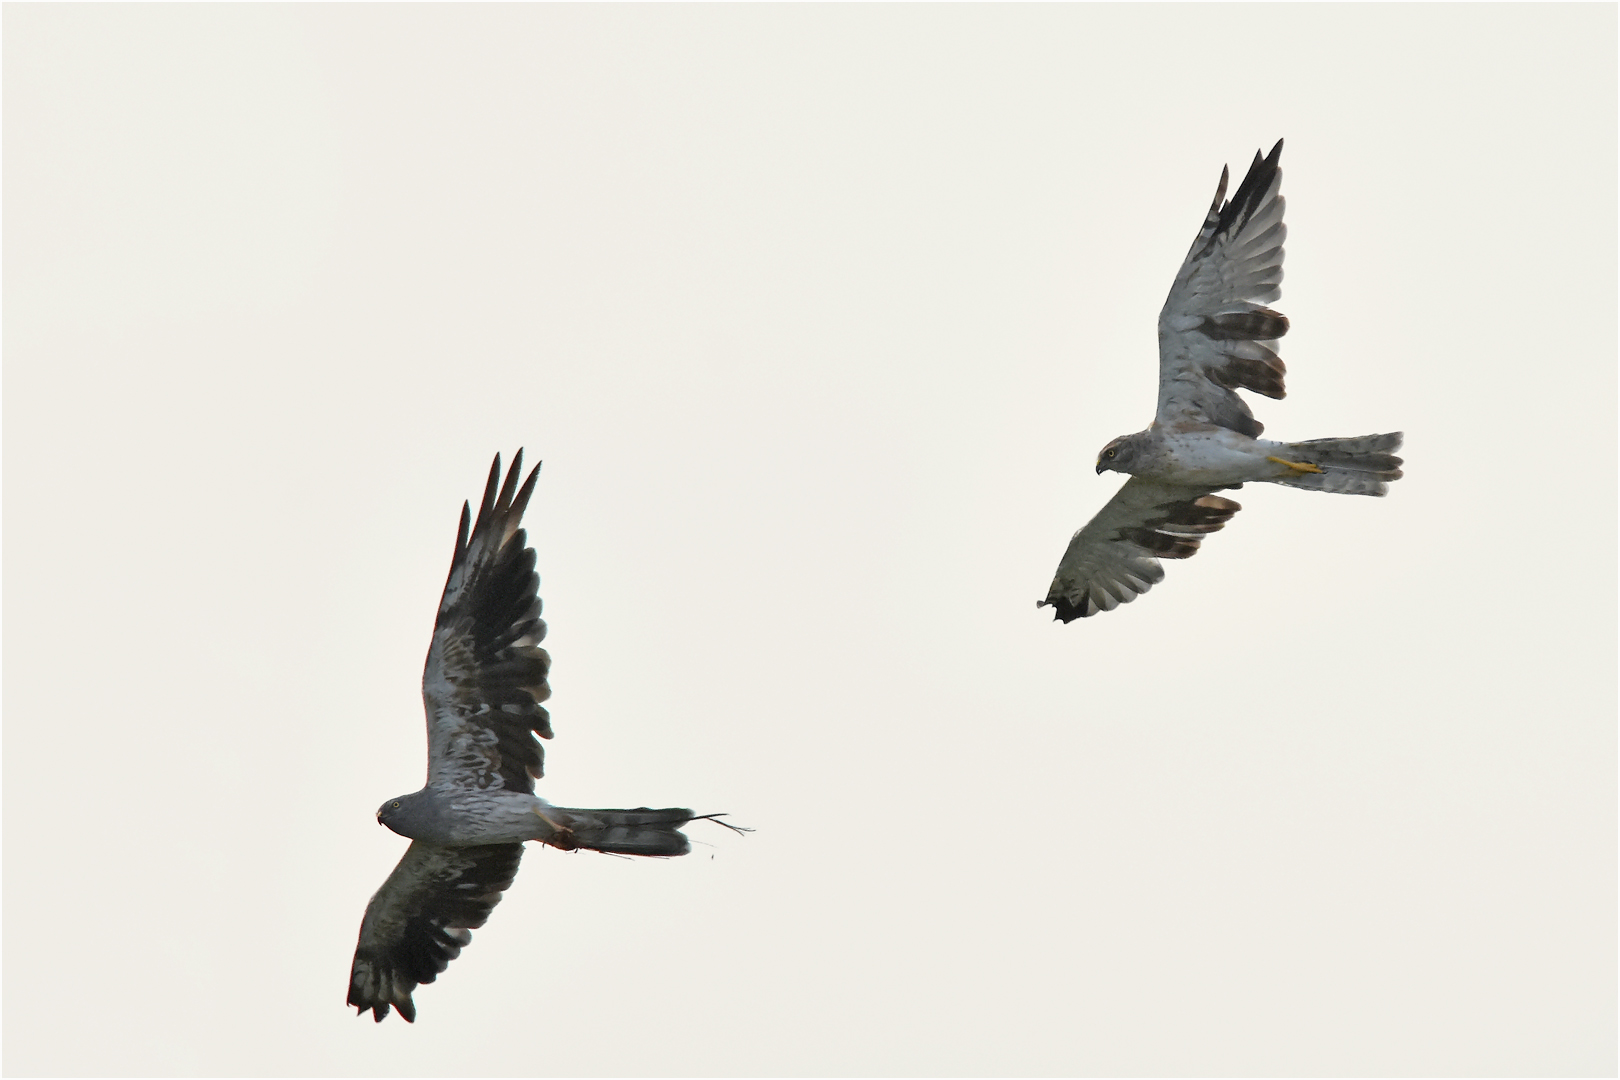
[1097, 436, 1135, 475]
[374, 790, 451, 841]
[375, 794, 418, 838]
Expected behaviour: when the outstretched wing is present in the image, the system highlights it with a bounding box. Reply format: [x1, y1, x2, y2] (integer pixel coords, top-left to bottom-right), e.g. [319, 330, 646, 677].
[348, 841, 524, 1022]
[1039, 478, 1241, 622]
[1157, 139, 1289, 438]
[423, 452, 553, 793]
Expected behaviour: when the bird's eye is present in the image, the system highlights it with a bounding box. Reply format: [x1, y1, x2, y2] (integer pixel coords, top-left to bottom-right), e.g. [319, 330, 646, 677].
[1105, 448, 1117, 459]
[391, 801, 400, 809]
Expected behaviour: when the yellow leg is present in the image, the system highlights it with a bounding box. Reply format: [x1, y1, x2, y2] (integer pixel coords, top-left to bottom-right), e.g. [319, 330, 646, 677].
[533, 806, 564, 828]
[1267, 455, 1324, 475]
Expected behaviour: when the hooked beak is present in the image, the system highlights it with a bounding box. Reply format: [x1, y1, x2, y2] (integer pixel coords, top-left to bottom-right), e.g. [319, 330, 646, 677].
[1095, 458, 1107, 474]
[375, 809, 383, 824]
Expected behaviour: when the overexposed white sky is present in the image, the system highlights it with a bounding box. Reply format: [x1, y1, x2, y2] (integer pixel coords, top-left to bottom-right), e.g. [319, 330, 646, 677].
[4, 5, 1614, 1075]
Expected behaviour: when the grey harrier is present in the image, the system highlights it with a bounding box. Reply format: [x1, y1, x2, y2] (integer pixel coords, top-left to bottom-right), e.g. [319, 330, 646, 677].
[1039, 140, 1403, 621]
[348, 452, 737, 1022]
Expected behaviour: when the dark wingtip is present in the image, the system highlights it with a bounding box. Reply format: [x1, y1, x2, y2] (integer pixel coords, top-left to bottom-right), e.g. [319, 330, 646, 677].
[353, 992, 416, 1023]
[353, 1000, 389, 1022]
[1206, 164, 1230, 214]
[511, 448, 544, 481]
[513, 456, 543, 518]
[454, 501, 472, 555]
[1037, 597, 1090, 623]
[480, 454, 503, 518]
[497, 449, 525, 509]
[1213, 140, 1285, 241]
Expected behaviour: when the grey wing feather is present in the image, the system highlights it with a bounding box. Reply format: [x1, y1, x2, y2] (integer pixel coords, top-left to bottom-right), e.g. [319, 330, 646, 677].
[1039, 478, 1241, 622]
[348, 841, 524, 1022]
[423, 452, 553, 794]
[1157, 139, 1289, 438]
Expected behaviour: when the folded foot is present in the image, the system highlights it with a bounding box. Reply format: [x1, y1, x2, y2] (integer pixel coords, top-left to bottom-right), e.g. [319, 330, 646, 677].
[533, 806, 579, 850]
[1267, 455, 1325, 475]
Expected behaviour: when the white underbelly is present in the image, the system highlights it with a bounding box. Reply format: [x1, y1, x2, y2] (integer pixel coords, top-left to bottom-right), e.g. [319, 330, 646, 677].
[1146, 430, 1278, 486]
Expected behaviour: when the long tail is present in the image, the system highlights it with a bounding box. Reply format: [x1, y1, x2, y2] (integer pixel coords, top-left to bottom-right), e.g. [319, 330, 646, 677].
[542, 807, 742, 857]
[1275, 432, 1404, 496]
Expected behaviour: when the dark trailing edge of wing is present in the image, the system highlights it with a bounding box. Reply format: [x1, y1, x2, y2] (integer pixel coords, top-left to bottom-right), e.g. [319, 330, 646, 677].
[1204, 338, 1287, 401]
[1198, 309, 1289, 343]
[1118, 494, 1241, 559]
[349, 842, 525, 1023]
[435, 451, 554, 792]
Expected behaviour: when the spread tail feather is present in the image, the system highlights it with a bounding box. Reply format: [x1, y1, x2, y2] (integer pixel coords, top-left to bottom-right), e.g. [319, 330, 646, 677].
[1275, 432, 1404, 496]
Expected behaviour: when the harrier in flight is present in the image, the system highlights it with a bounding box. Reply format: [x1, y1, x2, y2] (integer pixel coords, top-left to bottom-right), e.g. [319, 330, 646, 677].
[349, 452, 738, 1021]
[1040, 140, 1403, 621]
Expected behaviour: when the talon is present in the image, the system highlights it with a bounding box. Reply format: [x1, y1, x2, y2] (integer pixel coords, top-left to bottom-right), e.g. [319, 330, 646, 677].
[1267, 455, 1324, 475]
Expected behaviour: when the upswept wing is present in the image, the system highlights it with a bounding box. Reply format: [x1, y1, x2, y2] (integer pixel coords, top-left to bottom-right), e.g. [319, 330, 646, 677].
[1039, 479, 1240, 622]
[348, 841, 524, 1022]
[423, 452, 553, 793]
[1157, 139, 1289, 438]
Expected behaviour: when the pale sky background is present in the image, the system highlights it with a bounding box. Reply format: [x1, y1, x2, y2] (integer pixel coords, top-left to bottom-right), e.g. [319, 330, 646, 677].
[4, 5, 1615, 1076]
